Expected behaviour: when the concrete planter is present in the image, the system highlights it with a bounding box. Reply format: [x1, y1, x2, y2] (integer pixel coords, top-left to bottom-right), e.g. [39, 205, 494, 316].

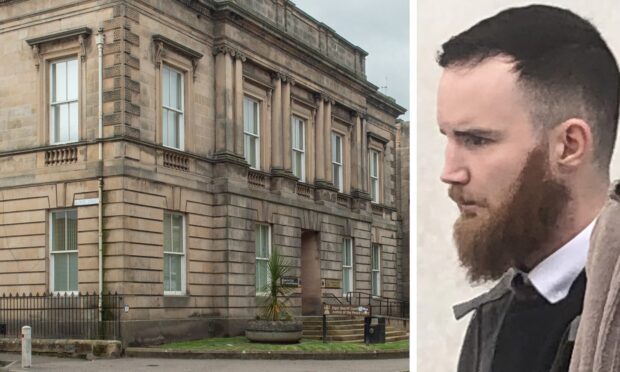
[245, 320, 303, 343]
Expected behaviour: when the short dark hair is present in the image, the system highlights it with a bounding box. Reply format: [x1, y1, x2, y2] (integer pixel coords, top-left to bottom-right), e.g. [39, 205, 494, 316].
[438, 5, 620, 172]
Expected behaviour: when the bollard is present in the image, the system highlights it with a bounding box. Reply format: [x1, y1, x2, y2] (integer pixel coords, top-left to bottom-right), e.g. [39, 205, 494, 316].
[21, 325, 31, 368]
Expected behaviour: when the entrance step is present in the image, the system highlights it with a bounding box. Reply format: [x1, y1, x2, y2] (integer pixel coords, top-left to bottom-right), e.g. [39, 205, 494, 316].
[301, 316, 409, 343]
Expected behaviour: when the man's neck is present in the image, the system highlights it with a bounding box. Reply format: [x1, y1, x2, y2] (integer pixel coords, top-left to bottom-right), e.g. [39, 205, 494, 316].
[521, 193, 605, 271]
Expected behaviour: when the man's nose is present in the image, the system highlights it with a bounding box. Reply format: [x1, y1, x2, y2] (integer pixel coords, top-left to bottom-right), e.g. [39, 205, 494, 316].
[440, 144, 469, 185]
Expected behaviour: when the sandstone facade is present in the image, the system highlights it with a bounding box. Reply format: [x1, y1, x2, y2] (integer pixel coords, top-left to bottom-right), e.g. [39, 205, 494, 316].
[0, 0, 407, 344]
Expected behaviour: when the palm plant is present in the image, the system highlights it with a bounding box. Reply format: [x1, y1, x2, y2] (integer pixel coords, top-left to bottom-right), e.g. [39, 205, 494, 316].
[260, 249, 295, 321]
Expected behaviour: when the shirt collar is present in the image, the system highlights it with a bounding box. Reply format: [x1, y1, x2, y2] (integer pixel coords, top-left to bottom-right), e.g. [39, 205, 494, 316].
[522, 219, 595, 304]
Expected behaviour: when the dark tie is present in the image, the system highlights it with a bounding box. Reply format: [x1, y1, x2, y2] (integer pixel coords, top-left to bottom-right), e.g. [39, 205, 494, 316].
[511, 272, 542, 302]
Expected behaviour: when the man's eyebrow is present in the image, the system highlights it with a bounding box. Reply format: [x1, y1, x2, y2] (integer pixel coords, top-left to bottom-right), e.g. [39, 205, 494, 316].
[453, 128, 500, 137]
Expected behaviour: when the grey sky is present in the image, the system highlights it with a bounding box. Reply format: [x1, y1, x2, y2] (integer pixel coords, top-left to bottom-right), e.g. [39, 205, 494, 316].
[291, 0, 410, 120]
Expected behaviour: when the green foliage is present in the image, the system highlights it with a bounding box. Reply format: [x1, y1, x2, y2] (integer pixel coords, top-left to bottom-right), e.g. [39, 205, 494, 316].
[260, 248, 295, 321]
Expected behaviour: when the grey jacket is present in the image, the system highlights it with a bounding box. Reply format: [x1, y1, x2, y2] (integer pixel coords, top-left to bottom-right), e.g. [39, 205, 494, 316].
[454, 270, 580, 372]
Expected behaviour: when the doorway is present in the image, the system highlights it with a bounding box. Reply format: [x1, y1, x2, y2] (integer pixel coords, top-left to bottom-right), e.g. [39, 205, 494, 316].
[301, 230, 321, 315]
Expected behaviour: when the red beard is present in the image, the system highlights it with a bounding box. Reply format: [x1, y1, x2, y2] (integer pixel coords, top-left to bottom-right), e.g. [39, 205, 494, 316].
[450, 146, 571, 283]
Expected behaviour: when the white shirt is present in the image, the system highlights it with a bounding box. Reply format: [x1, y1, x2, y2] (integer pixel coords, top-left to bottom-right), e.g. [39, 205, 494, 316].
[520, 219, 595, 304]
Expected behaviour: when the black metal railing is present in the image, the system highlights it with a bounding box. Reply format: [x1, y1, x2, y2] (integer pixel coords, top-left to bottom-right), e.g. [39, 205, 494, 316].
[345, 291, 409, 319]
[0, 292, 122, 340]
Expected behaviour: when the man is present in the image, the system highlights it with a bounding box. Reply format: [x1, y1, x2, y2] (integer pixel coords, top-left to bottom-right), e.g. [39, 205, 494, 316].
[436, 5, 620, 372]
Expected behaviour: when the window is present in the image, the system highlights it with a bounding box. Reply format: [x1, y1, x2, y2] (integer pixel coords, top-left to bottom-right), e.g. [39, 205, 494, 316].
[162, 65, 184, 149]
[370, 150, 380, 203]
[50, 209, 78, 293]
[50, 58, 79, 144]
[292, 116, 305, 181]
[244, 96, 260, 169]
[332, 133, 343, 192]
[255, 224, 271, 294]
[164, 212, 185, 295]
[371, 244, 381, 296]
[342, 238, 353, 296]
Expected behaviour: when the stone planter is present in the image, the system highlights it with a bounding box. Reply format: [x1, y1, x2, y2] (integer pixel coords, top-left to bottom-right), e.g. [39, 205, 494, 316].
[245, 320, 303, 343]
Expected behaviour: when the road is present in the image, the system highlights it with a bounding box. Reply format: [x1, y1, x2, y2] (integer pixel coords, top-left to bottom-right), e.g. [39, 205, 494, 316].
[0, 353, 409, 372]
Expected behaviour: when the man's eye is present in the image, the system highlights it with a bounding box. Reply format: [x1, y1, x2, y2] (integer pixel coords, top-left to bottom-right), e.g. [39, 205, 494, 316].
[463, 135, 489, 147]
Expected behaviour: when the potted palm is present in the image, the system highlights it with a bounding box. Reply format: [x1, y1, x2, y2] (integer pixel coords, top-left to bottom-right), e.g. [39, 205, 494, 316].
[245, 249, 303, 343]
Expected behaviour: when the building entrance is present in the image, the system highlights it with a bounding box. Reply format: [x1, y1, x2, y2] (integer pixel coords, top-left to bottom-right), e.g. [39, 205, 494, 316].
[301, 230, 322, 315]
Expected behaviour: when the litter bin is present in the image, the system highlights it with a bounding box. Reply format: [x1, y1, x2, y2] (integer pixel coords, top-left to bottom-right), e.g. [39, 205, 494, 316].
[364, 316, 386, 344]
[0, 324, 5, 336]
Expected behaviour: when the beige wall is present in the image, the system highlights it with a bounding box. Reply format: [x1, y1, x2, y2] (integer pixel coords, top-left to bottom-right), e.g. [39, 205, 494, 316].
[418, 1, 620, 371]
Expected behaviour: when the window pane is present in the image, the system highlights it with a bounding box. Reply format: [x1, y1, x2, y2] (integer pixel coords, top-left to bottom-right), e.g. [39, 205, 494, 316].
[252, 102, 259, 134]
[343, 267, 351, 293]
[371, 180, 377, 202]
[175, 70, 183, 111]
[54, 253, 68, 291]
[52, 212, 66, 252]
[334, 164, 341, 189]
[68, 252, 78, 291]
[67, 59, 78, 101]
[163, 213, 171, 253]
[261, 225, 269, 258]
[250, 137, 257, 168]
[59, 103, 69, 143]
[69, 102, 78, 142]
[170, 254, 182, 291]
[164, 254, 171, 292]
[169, 69, 177, 109]
[294, 152, 302, 178]
[66, 210, 77, 251]
[51, 63, 57, 103]
[256, 260, 267, 292]
[332, 134, 337, 162]
[297, 121, 304, 150]
[173, 215, 183, 253]
[163, 67, 170, 107]
[55, 62, 67, 102]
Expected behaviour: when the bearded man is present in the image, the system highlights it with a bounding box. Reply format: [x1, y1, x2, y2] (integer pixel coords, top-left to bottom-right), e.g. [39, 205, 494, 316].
[436, 5, 620, 372]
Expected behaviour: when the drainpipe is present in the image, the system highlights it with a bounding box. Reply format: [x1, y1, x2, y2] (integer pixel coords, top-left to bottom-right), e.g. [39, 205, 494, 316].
[96, 28, 105, 322]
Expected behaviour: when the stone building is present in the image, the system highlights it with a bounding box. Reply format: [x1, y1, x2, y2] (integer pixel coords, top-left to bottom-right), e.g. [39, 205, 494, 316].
[0, 0, 407, 344]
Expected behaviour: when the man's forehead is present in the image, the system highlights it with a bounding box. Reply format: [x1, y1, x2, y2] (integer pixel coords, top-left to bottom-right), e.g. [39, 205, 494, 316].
[437, 56, 531, 132]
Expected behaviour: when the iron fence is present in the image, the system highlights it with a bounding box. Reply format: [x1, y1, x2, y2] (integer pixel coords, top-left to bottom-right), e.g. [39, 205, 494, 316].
[345, 292, 409, 319]
[0, 292, 122, 340]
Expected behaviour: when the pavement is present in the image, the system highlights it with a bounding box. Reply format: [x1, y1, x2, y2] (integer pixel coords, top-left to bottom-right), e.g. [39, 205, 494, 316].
[0, 352, 410, 372]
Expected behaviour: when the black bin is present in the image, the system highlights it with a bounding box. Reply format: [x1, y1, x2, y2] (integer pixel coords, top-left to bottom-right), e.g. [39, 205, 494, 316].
[0, 324, 6, 336]
[364, 316, 386, 344]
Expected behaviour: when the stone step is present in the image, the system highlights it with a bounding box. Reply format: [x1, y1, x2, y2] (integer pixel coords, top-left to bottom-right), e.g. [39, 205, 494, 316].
[303, 329, 407, 337]
[302, 319, 364, 324]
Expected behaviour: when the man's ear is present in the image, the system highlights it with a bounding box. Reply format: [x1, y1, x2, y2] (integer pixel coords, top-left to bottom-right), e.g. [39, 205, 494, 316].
[551, 118, 593, 170]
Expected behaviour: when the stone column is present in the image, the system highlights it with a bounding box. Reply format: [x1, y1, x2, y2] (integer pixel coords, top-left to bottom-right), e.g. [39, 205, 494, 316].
[361, 115, 368, 193]
[214, 47, 235, 155]
[282, 77, 292, 172]
[314, 94, 325, 181]
[351, 111, 361, 191]
[324, 97, 333, 184]
[271, 73, 283, 171]
[233, 53, 245, 157]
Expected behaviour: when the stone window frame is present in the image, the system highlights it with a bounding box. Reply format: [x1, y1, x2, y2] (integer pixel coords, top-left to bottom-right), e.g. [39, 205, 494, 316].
[153, 35, 202, 153]
[49, 208, 79, 295]
[331, 118, 352, 194]
[163, 211, 187, 296]
[371, 243, 382, 297]
[255, 224, 272, 296]
[243, 95, 261, 170]
[291, 97, 314, 183]
[332, 132, 344, 193]
[243, 77, 272, 171]
[367, 132, 389, 204]
[26, 27, 91, 147]
[291, 115, 306, 182]
[161, 64, 185, 150]
[342, 238, 354, 297]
